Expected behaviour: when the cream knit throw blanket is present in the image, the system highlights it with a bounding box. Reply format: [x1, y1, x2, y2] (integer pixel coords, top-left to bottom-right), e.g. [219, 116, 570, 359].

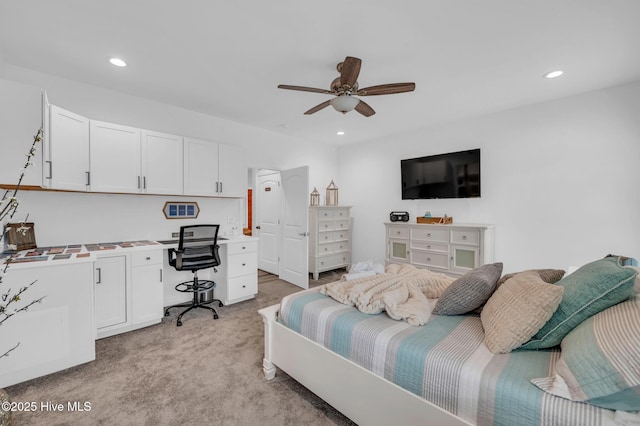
[319, 263, 455, 326]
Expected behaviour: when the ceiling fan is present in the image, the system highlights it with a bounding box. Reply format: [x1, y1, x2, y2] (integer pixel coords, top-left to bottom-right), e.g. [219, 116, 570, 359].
[278, 56, 415, 117]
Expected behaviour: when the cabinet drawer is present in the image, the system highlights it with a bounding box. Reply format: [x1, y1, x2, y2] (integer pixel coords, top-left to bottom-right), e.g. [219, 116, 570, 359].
[319, 231, 334, 243]
[410, 241, 449, 253]
[319, 220, 334, 231]
[333, 209, 349, 219]
[131, 250, 163, 267]
[388, 226, 409, 239]
[451, 230, 480, 245]
[333, 230, 348, 241]
[332, 241, 349, 252]
[334, 220, 349, 230]
[226, 240, 257, 255]
[226, 274, 257, 300]
[318, 209, 334, 219]
[318, 242, 334, 255]
[316, 252, 350, 270]
[410, 250, 449, 269]
[227, 252, 258, 277]
[411, 227, 449, 243]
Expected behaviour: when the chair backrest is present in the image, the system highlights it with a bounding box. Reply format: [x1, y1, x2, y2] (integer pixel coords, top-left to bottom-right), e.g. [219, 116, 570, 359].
[174, 224, 221, 271]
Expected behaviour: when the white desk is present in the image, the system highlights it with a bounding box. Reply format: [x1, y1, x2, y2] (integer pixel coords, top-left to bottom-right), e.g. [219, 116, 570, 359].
[0, 235, 258, 386]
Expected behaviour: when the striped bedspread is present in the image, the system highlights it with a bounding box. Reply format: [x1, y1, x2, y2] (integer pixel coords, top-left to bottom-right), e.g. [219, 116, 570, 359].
[279, 288, 638, 426]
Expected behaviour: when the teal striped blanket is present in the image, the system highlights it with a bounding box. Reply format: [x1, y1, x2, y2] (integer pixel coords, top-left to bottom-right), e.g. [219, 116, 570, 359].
[279, 288, 637, 426]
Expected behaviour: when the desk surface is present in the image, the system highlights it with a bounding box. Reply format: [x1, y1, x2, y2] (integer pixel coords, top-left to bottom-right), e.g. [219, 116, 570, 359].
[1, 235, 258, 269]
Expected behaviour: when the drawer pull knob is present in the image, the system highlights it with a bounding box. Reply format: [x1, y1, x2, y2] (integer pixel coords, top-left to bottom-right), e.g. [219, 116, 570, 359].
[427, 257, 431, 261]
[242, 263, 246, 266]
[427, 233, 431, 237]
[462, 235, 467, 240]
[427, 245, 431, 248]
[146, 257, 151, 260]
[242, 285, 246, 288]
[242, 246, 246, 249]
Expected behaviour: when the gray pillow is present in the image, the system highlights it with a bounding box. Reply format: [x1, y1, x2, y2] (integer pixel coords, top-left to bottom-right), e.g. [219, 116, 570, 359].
[433, 262, 503, 315]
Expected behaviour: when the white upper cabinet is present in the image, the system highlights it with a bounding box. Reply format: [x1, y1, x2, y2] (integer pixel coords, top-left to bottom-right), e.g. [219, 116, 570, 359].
[218, 143, 246, 197]
[46, 105, 90, 191]
[89, 120, 141, 193]
[141, 130, 183, 195]
[184, 137, 219, 196]
[184, 138, 246, 197]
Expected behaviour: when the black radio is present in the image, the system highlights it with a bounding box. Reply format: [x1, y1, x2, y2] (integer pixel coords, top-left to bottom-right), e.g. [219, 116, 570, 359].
[389, 211, 410, 222]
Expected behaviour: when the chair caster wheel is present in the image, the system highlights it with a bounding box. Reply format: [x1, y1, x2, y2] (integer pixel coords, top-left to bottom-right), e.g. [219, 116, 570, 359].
[214, 314, 219, 319]
[164, 311, 170, 317]
[218, 302, 224, 307]
[177, 321, 182, 326]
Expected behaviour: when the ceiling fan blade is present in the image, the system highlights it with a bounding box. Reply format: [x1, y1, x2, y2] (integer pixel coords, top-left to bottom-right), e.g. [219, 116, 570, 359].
[304, 100, 332, 115]
[357, 82, 416, 96]
[278, 84, 333, 95]
[355, 100, 375, 117]
[340, 56, 362, 89]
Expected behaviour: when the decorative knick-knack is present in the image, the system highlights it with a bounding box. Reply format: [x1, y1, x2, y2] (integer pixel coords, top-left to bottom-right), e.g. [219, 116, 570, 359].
[310, 187, 320, 206]
[326, 180, 338, 206]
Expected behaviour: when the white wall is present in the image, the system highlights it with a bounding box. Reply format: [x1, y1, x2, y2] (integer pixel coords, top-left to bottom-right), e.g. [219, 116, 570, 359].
[337, 80, 640, 272]
[1, 67, 338, 246]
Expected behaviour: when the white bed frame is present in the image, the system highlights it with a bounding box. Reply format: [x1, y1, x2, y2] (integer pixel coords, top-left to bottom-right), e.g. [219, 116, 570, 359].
[259, 291, 472, 426]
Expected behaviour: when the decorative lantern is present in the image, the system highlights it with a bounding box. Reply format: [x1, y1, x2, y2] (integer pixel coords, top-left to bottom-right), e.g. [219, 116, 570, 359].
[310, 187, 320, 206]
[326, 180, 339, 206]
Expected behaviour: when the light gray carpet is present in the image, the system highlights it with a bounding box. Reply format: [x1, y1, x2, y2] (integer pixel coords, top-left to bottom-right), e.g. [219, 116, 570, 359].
[6, 270, 356, 426]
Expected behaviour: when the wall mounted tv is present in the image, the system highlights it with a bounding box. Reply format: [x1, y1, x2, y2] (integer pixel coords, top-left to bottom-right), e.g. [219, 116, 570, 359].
[401, 149, 480, 199]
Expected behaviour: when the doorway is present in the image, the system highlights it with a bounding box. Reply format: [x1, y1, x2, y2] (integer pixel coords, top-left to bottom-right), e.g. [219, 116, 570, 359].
[253, 166, 309, 289]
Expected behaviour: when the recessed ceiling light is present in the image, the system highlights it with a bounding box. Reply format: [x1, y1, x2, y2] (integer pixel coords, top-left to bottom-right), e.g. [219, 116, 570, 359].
[336, 131, 345, 136]
[543, 70, 563, 79]
[109, 58, 127, 67]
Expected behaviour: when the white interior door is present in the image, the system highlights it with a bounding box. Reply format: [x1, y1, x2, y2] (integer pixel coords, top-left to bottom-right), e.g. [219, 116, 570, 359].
[256, 170, 281, 275]
[280, 166, 309, 289]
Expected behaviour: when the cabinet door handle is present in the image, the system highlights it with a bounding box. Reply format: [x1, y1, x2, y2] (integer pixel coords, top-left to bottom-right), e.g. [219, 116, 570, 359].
[143, 176, 146, 189]
[86, 171, 90, 186]
[216, 181, 219, 193]
[160, 269, 163, 282]
[96, 268, 102, 284]
[46, 161, 52, 179]
[137, 176, 141, 189]
[219, 182, 222, 193]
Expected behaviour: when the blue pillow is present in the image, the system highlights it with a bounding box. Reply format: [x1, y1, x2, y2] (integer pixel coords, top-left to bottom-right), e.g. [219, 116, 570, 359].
[520, 256, 638, 350]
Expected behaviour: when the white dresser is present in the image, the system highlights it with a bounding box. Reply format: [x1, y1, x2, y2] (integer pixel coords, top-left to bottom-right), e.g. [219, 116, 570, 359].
[309, 206, 352, 280]
[385, 222, 494, 277]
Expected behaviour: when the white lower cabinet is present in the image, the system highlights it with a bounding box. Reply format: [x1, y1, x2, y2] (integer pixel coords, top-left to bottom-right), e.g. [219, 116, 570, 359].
[213, 240, 258, 305]
[96, 249, 164, 339]
[385, 222, 494, 277]
[95, 255, 127, 329]
[131, 250, 164, 324]
[0, 261, 95, 388]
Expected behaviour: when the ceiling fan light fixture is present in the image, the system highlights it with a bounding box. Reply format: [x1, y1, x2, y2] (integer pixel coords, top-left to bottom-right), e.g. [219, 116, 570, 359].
[330, 95, 359, 113]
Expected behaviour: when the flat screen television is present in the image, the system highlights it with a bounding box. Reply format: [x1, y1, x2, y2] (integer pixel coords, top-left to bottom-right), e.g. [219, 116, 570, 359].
[401, 149, 480, 199]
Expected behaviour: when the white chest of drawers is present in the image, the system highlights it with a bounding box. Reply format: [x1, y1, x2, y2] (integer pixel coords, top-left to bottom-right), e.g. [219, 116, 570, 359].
[385, 222, 494, 277]
[309, 206, 352, 280]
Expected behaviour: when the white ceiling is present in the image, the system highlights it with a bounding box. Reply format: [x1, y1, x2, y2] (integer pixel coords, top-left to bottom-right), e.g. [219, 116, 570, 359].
[2, 1, 640, 146]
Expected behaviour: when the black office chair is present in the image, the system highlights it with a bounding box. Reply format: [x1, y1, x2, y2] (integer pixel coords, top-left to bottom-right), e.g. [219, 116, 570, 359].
[164, 224, 224, 326]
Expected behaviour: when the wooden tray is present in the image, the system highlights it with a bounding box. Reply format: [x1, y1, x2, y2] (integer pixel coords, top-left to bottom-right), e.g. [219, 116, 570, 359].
[416, 216, 453, 224]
